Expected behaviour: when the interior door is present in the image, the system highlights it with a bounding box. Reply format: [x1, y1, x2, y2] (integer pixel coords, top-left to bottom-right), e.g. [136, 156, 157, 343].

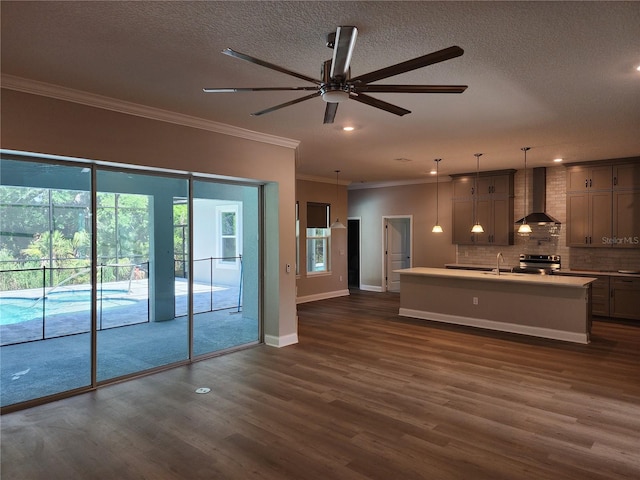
[386, 217, 411, 292]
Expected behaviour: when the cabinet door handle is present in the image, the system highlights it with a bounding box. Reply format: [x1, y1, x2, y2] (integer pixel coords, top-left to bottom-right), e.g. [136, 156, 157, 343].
[589, 178, 592, 188]
[613, 176, 618, 186]
[585, 236, 588, 244]
[585, 179, 588, 188]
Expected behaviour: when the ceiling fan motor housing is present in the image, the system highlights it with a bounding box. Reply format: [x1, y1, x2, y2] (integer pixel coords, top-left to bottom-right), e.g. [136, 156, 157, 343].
[321, 59, 350, 103]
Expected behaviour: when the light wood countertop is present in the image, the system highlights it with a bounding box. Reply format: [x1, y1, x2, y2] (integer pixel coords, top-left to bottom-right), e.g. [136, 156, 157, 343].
[396, 267, 596, 288]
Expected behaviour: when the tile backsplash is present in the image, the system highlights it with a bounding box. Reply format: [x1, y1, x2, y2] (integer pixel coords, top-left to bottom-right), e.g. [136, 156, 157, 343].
[456, 166, 640, 272]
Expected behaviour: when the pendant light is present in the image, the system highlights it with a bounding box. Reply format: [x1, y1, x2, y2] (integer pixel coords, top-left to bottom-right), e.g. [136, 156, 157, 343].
[330, 170, 346, 229]
[471, 153, 484, 233]
[432, 158, 443, 233]
[518, 147, 532, 234]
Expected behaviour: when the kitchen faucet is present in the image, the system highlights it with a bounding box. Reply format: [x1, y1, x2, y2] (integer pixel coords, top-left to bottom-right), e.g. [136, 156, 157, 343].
[496, 252, 504, 275]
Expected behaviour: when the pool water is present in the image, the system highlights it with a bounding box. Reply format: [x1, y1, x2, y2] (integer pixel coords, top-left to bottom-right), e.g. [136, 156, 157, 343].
[0, 289, 138, 326]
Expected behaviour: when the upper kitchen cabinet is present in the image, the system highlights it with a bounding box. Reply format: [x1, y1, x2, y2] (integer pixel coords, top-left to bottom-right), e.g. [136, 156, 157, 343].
[566, 189, 612, 247]
[566, 165, 612, 192]
[613, 190, 640, 247]
[451, 176, 475, 244]
[613, 163, 640, 190]
[566, 158, 640, 248]
[451, 171, 515, 245]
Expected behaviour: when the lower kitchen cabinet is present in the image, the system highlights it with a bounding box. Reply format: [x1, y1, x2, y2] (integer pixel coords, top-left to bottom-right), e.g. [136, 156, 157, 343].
[591, 276, 610, 317]
[555, 272, 640, 321]
[611, 277, 640, 320]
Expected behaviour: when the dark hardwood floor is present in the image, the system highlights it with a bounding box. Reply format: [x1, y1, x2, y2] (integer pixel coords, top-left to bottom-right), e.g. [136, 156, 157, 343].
[2, 290, 639, 479]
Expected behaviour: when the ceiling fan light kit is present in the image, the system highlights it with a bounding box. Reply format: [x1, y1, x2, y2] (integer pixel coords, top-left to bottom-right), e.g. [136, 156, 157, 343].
[204, 26, 467, 124]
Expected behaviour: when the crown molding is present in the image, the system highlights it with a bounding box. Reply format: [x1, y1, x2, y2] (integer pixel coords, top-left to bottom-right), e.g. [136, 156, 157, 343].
[1, 74, 300, 150]
[348, 176, 451, 190]
[296, 173, 350, 185]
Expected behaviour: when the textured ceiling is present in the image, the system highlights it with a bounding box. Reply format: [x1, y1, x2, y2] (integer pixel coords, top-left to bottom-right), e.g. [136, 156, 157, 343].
[1, 1, 639, 183]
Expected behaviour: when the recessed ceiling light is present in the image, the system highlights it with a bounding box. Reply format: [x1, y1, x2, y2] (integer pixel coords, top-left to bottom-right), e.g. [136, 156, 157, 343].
[553, 158, 563, 163]
[636, 65, 640, 72]
[343, 126, 355, 132]
[430, 169, 437, 175]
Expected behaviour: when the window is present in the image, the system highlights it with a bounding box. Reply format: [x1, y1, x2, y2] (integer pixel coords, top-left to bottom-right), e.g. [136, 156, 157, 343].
[216, 205, 239, 267]
[306, 202, 330, 274]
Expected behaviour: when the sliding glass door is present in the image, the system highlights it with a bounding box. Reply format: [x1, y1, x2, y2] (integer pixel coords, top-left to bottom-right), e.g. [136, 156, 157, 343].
[191, 180, 260, 356]
[95, 170, 190, 382]
[1, 155, 262, 410]
[0, 158, 93, 405]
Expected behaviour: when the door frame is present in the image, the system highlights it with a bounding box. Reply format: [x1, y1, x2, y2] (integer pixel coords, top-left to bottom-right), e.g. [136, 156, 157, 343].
[382, 215, 413, 292]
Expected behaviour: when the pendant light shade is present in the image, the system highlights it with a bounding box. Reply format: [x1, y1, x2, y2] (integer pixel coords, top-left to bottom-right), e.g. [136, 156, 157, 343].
[432, 158, 443, 233]
[330, 170, 346, 229]
[517, 147, 532, 234]
[471, 153, 484, 233]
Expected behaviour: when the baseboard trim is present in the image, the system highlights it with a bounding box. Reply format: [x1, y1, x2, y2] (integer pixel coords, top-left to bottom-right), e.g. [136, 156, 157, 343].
[264, 333, 299, 348]
[398, 308, 589, 344]
[359, 284, 383, 293]
[296, 289, 350, 304]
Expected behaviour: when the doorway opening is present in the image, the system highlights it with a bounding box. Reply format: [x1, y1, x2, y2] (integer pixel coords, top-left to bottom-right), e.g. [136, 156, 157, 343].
[347, 218, 361, 289]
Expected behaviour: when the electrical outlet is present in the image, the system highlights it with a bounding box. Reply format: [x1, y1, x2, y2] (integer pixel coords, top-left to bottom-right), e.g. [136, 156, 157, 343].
[286, 264, 291, 273]
[473, 296, 479, 305]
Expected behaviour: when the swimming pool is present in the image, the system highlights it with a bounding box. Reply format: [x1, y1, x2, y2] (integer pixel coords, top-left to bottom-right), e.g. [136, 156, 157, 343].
[0, 289, 139, 326]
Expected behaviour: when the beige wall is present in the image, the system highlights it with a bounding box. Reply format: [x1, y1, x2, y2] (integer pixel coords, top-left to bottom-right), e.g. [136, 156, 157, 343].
[348, 181, 457, 289]
[295, 179, 348, 301]
[1, 88, 299, 346]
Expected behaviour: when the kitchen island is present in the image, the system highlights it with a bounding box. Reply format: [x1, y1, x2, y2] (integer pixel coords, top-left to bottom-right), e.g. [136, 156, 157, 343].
[396, 267, 597, 344]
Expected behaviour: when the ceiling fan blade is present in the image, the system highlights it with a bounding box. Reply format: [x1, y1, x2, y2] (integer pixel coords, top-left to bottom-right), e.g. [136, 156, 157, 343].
[222, 48, 321, 85]
[353, 84, 468, 94]
[323, 103, 339, 124]
[251, 92, 321, 117]
[330, 26, 358, 80]
[203, 86, 318, 93]
[350, 46, 464, 85]
[350, 93, 411, 116]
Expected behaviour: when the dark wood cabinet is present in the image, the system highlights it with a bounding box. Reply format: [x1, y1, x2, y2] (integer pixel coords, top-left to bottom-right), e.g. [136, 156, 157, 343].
[451, 171, 514, 245]
[566, 159, 640, 248]
[554, 273, 640, 320]
[566, 165, 612, 193]
[566, 190, 612, 247]
[613, 163, 640, 190]
[590, 276, 610, 317]
[613, 190, 640, 247]
[611, 277, 640, 320]
[452, 197, 474, 244]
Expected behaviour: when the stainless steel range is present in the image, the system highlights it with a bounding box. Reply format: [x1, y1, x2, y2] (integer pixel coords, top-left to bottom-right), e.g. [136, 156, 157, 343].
[512, 254, 561, 275]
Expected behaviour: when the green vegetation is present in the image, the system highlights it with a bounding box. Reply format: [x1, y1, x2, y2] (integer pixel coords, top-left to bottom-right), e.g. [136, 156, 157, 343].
[0, 186, 162, 291]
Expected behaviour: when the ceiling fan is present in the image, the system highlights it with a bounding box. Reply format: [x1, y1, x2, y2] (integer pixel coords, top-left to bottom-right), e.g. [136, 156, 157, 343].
[203, 26, 467, 124]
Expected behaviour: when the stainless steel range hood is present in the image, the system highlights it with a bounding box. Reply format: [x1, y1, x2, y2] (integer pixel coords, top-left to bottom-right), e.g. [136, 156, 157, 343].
[515, 167, 561, 225]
